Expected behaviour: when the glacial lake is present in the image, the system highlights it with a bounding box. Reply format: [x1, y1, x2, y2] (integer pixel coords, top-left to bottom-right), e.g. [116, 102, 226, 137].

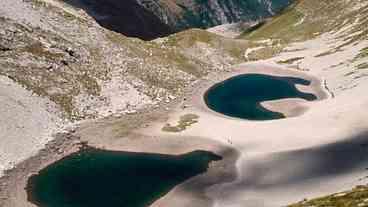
[204, 74, 317, 120]
[27, 148, 221, 207]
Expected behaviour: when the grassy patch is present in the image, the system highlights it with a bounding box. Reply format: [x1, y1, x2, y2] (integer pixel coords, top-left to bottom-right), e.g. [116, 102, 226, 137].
[241, 0, 368, 47]
[50, 94, 77, 120]
[165, 50, 204, 77]
[162, 114, 199, 132]
[277, 57, 304, 64]
[166, 29, 249, 60]
[165, 29, 216, 47]
[289, 185, 368, 207]
[21, 42, 64, 59]
[240, 2, 306, 42]
[315, 48, 344, 57]
[235, 0, 368, 63]
[237, 21, 267, 38]
[357, 62, 368, 70]
[344, 71, 355, 77]
[246, 45, 284, 61]
[30, 0, 47, 7]
[62, 11, 77, 21]
[355, 47, 368, 60]
[79, 74, 101, 96]
[5, 74, 48, 97]
[361, 47, 368, 58]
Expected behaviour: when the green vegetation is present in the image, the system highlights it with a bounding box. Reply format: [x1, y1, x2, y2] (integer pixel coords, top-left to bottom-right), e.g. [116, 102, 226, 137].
[2, 0, 256, 121]
[21, 43, 64, 59]
[30, 0, 47, 7]
[162, 114, 199, 132]
[50, 94, 76, 119]
[79, 74, 101, 96]
[246, 45, 284, 61]
[238, 21, 267, 38]
[235, 1, 368, 203]
[105, 28, 251, 96]
[240, 4, 306, 42]
[360, 47, 368, 58]
[315, 48, 344, 58]
[352, 47, 368, 70]
[106, 30, 208, 92]
[357, 62, 368, 70]
[165, 29, 249, 60]
[166, 29, 216, 47]
[289, 185, 368, 207]
[355, 47, 368, 60]
[277, 57, 304, 64]
[241, 0, 363, 42]
[238, 0, 368, 60]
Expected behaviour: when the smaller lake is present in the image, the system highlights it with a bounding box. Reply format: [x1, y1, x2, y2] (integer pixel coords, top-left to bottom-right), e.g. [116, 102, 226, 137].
[27, 148, 221, 207]
[204, 74, 317, 120]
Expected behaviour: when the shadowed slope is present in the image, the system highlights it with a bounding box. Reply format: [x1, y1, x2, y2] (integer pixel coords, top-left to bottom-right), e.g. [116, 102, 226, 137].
[65, 0, 173, 40]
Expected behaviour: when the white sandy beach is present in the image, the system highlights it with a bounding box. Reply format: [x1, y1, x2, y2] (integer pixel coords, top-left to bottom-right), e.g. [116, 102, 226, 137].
[140, 32, 368, 206]
[142, 66, 368, 206]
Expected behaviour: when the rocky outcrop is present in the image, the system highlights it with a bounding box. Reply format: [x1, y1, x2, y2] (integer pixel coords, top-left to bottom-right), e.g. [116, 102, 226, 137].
[65, 0, 173, 40]
[0, 0, 251, 176]
[137, 0, 292, 31]
[63, 0, 291, 39]
[0, 0, 250, 121]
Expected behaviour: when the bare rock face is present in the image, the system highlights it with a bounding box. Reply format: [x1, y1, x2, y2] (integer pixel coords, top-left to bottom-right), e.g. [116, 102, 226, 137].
[0, 0, 252, 121]
[63, 0, 291, 40]
[64, 0, 173, 40]
[136, 0, 292, 31]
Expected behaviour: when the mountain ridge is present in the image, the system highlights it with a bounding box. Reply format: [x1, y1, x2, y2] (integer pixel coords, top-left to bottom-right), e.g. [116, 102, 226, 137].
[62, 0, 291, 39]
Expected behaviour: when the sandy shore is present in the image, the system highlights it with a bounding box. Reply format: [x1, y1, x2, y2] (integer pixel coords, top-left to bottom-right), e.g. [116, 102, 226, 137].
[138, 62, 368, 207]
[188, 63, 328, 121]
[0, 102, 239, 207]
[2, 58, 368, 207]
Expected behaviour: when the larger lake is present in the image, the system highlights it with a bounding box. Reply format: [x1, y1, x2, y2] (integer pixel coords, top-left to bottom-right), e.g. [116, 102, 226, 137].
[204, 74, 317, 120]
[27, 148, 221, 207]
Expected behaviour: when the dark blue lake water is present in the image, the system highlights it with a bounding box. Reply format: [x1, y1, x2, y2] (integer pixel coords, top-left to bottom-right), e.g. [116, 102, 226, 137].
[27, 148, 221, 207]
[204, 74, 317, 120]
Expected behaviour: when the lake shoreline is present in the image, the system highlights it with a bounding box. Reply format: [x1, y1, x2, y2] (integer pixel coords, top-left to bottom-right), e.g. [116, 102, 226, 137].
[204, 73, 320, 120]
[26, 147, 227, 207]
[185, 62, 328, 122]
[0, 62, 339, 207]
[144, 61, 368, 206]
[0, 99, 240, 207]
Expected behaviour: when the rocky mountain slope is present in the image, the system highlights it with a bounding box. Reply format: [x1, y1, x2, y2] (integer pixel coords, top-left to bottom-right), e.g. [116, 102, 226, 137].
[240, 0, 368, 94]
[0, 0, 251, 174]
[234, 0, 368, 205]
[64, 0, 173, 40]
[62, 0, 291, 39]
[0, 0, 251, 121]
[137, 0, 291, 31]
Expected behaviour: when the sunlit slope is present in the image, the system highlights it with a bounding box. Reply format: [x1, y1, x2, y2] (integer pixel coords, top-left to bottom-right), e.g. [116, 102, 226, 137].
[242, 0, 368, 44]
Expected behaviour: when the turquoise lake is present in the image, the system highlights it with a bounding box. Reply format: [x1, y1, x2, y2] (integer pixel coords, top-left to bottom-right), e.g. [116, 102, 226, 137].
[204, 74, 317, 120]
[27, 148, 221, 207]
